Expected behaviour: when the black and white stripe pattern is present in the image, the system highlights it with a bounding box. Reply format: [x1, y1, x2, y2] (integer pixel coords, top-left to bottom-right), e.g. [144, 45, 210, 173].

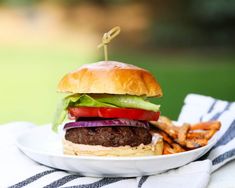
[137, 176, 148, 188]
[43, 174, 81, 188]
[7, 94, 235, 188]
[9, 173, 130, 188]
[63, 177, 130, 188]
[9, 170, 58, 188]
[213, 120, 235, 148]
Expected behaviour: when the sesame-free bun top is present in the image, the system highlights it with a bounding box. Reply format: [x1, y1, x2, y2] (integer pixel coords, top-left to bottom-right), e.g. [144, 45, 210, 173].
[58, 61, 162, 97]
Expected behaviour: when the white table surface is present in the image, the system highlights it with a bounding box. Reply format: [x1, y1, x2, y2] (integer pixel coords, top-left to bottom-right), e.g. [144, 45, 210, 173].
[209, 160, 235, 188]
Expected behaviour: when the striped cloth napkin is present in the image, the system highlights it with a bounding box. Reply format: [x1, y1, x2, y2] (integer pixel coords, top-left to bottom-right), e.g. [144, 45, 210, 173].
[1, 94, 235, 188]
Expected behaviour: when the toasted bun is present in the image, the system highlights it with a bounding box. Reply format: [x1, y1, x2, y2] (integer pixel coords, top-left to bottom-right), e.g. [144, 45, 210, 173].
[58, 61, 162, 97]
[63, 133, 163, 157]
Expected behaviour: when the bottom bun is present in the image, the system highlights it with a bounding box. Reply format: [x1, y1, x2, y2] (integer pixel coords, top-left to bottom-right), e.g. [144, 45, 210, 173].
[63, 133, 163, 157]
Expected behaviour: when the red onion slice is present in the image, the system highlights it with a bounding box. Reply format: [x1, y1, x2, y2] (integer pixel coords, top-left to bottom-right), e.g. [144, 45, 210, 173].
[64, 119, 149, 130]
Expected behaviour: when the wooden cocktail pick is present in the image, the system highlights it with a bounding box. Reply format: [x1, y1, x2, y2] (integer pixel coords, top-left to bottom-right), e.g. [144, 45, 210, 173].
[97, 26, 121, 61]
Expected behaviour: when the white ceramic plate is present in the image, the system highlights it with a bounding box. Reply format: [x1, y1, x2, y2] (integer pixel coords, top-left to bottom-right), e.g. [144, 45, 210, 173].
[16, 125, 218, 177]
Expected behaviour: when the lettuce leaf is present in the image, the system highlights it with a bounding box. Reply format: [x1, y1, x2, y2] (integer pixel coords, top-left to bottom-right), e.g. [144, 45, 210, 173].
[74, 94, 115, 108]
[52, 94, 160, 132]
[96, 95, 160, 112]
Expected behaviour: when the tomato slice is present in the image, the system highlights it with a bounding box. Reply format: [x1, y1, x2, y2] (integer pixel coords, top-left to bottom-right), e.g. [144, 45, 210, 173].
[68, 107, 160, 121]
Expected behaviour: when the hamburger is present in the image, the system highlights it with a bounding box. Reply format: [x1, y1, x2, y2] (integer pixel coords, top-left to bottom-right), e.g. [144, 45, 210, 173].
[52, 61, 163, 156]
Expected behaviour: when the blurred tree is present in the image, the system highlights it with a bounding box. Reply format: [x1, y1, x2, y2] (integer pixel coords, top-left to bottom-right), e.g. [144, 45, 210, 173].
[1, 0, 40, 6]
[0, 0, 234, 48]
[148, 0, 235, 48]
[191, 0, 235, 47]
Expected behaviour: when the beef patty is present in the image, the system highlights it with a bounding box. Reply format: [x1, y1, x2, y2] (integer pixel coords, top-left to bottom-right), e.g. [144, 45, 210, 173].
[65, 126, 152, 147]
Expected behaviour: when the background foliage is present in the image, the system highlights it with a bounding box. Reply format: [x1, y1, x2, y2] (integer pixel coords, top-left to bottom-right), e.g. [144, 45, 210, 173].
[0, 0, 234, 124]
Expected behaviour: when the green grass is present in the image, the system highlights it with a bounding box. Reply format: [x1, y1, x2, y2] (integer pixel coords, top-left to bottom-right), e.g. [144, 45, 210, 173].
[0, 45, 235, 124]
[0, 45, 95, 124]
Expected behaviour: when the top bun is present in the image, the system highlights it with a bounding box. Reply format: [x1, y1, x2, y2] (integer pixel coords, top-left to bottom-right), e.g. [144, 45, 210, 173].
[58, 61, 162, 97]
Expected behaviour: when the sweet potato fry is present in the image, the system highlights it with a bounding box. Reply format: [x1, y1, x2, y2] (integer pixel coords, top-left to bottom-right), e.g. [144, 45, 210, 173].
[190, 121, 221, 130]
[159, 116, 173, 125]
[172, 143, 186, 153]
[187, 131, 206, 139]
[186, 139, 208, 149]
[152, 129, 174, 144]
[177, 123, 190, 146]
[152, 129, 185, 152]
[187, 129, 217, 140]
[150, 121, 178, 139]
[163, 142, 176, 155]
[204, 129, 217, 140]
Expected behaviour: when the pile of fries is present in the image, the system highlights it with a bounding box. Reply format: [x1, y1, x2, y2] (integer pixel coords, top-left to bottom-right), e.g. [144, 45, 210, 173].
[150, 116, 221, 155]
